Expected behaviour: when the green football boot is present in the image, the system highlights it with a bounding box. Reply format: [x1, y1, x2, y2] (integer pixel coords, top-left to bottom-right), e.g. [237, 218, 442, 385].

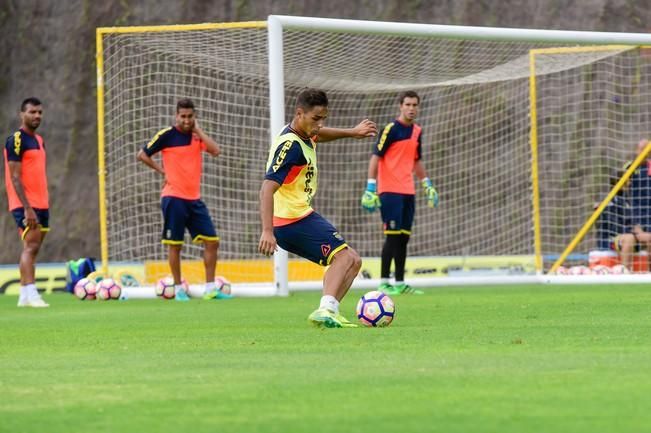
[203, 289, 233, 300]
[307, 308, 342, 328]
[378, 282, 399, 295]
[335, 312, 358, 328]
[394, 283, 424, 295]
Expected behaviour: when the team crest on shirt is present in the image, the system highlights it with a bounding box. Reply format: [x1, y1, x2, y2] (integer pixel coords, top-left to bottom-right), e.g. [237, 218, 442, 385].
[321, 244, 331, 257]
[389, 220, 396, 229]
[333, 232, 343, 241]
[166, 229, 172, 239]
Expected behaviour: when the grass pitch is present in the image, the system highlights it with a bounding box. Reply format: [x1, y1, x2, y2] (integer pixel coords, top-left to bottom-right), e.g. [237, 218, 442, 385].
[1, 284, 650, 433]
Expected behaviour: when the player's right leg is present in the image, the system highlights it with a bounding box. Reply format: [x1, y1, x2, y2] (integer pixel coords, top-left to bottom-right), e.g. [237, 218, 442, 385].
[161, 197, 191, 301]
[378, 193, 408, 295]
[186, 200, 231, 299]
[274, 212, 356, 328]
[13, 209, 49, 307]
[615, 234, 636, 271]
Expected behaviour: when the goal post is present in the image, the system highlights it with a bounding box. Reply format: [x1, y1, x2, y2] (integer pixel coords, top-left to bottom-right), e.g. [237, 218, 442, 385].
[97, 17, 651, 295]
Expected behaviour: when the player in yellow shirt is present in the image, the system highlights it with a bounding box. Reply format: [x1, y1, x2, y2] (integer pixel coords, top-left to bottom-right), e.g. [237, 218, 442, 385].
[259, 88, 377, 328]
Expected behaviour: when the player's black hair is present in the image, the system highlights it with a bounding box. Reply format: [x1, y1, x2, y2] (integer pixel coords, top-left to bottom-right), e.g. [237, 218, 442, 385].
[21, 97, 42, 112]
[176, 98, 195, 112]
[296, 88, 328, 110]
[398, 90, 420, 105]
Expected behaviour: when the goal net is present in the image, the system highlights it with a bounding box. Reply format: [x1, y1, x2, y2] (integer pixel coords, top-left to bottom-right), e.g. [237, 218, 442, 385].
[97, 18, 651, 293]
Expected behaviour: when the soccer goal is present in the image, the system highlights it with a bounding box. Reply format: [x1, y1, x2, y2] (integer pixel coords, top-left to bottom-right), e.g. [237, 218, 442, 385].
[97, 17, 651, 296]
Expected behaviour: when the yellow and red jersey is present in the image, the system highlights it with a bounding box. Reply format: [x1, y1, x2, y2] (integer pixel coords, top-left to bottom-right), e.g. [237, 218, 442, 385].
[373, 119, 422, 195]
[265, 125, 318, 227]
[4, 129, 49, 211]
[143, 126, 206, 200]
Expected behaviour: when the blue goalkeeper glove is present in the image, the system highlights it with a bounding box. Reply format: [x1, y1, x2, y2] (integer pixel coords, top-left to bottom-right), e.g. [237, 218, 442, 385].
[361, 179, 381, 212]
[422, 178, 439, 208]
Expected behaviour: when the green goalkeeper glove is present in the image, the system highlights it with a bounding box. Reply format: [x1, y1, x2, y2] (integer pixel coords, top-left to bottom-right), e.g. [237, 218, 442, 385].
[422, 178, 439, 208]
[361, 179, 381, 212]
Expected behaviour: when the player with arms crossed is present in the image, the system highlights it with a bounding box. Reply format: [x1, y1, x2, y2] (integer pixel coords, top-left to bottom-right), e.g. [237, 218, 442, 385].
[259, 88, 377, 328]
[137, 98, 230, 301]
[4, 97, 50, 307]
[361, 90, 439, 295]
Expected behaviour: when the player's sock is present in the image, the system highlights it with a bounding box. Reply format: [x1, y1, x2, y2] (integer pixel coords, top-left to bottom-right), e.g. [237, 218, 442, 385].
[381, 235, 401, 279]
[394, 234, 409, 282]
[380, 278, 390, 285]
[319, 295, 339, 313]
[25, 283, 39, 298]
[204, 281, 216, 294]
[18, 283, 49, 307]
[18, 285, 29, 305]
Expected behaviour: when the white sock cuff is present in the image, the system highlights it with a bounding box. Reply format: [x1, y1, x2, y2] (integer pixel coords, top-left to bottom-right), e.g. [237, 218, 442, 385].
[320, 295, 339, 313]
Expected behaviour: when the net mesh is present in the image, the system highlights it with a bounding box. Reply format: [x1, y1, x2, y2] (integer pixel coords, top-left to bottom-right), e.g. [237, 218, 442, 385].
[100, 23, 651, 282]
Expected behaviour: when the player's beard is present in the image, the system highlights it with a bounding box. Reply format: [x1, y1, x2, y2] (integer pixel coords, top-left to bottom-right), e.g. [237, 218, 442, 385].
[178, 122, 193, 133]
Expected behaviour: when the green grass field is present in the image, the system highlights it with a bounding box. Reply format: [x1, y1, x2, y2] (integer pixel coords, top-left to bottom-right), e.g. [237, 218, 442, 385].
[1, 284, 650, 433]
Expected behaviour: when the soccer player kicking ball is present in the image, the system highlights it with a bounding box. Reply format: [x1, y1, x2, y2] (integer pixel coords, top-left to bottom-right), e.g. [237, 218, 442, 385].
[137, 98, 231, 301]
[361, 90, 439, 295]
[258, 88, 377, 328]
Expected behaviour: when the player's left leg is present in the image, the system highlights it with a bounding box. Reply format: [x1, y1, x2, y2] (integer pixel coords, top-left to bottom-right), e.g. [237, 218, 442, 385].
[379, 193, 405, 293]
[187, 200, 230, 299]
[326, 247, 362, 327]
[274, 212, 356, 327]
[393, 195, 423, 295]
[18, 229, 48, 307]
[161, 197, 191, 301]
[14, 208, 49, 307]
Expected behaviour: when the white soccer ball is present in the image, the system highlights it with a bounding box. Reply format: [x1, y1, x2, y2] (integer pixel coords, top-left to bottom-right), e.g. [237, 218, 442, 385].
[97, 278, 122, 300]
[356, 290, 396, 327]
[155, 276, 176, 300]
[555, 266, 569, 275]
[569, 265, 590, 275]
[591, 264, 611, 275]
[215, 276, 231, 295]
[74, 277, 97, 300]
[610, 264, 630, 275]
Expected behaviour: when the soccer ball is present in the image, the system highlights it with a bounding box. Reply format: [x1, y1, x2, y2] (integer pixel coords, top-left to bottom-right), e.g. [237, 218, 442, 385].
[74, 277, 97, 300]
[215, 275, 231, 295]
[591, 264, 611, 275]
[97, 278, 122, 300]
[155, 276, 176, 299]
[154, 276, 188, 299]
[356, 290, 395, 327]
[569, 265, 590, 275]
[610, 264, 630, 274]
[554, 266, 569, 275]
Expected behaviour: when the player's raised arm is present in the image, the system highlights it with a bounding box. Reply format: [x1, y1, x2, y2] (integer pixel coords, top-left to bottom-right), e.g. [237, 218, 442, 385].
[317, 119, 377, 142]
[259, 179, 280, 256]
[193, 119, 221, 156]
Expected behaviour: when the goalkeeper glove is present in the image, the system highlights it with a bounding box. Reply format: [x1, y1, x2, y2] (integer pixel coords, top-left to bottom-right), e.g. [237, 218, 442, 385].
[361, 179, 381, 212]
[422, 178, 439, 208]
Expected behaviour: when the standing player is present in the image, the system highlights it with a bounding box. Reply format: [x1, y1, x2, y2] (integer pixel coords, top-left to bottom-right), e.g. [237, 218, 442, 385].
[137, 98, 230, 301]
[258, 88, 377, 328]
[4, 97, 50, 307]
[360, 90, 439, 295]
